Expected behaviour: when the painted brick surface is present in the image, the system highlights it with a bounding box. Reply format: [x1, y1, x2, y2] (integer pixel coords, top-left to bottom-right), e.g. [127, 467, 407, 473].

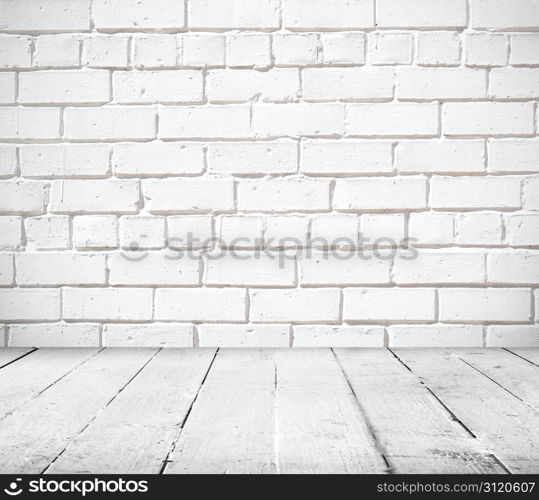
[0, 0, 538, 347]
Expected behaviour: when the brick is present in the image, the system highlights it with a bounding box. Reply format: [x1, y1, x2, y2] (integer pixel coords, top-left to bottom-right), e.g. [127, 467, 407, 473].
[0, 217, 22, 250]
[113, 143, 204, 177]
[103, 323, 194, 347]
[25, 216, 70, 250]
[159, 106, 251, 139]
[486, 326, 539, 347]
[208, 141, 297, 175]
[444, 102, 534, 137]
[343, 288, 436, 321]
[523, 177, 539, 210]
[489, 140, 539, 173]
[208, 69, 300, 103]
[19, 70, 110, 104]
[300, 253, 390, 285]
[470, 0, 539, 30]
[0, 107, 61, 140]
[253, 103, 344, 137]
[143, 178, 234, 213]
[0, 253, 13, 285]
[238, 178, 330, 212]
[65, 107, 156, 140]
[0, 146, 16, 178]
[321, 33, 365, 65]
[408, 213, 454, 245]
[301, 140, 393, 175]
[0, 181, 45, 214]
[334, 177, 427, 210]
[219, 216, 264, 245]
[394, 250, 486, 285]
[430, 176, 521, 209]
[0, 35, 31, 68]
[16, 253, 106, 286]
[439, 288, 531, 322]
[377, 0, 467, 28]
[204, 253, 295, 286]
[264, 216, 310, 248]
[199, 324, 289, 347]
[50, 180, 139, 214]
[8, 324, 100, 348]
[250, 288, 340, 323]
[0, 73, 15, 103]
[360, 214, 406, 244]
[273, 34, 319, 65]
[82, 35, 129, 68]
[167, 215, 213, 249]
[416, 32, 460, 66]
[119, 216, 166, 249]
[181, 35, 226, 67]
[388, 325, 483, 347]
[310, 214, 360, 244]
[303, 67, 394, 101]
[74, 215, 118, 249]
[189, 0, 279, 29]
[283, 0, 374, 29]
[505, 215, 539, 246]
[465, 33, 508, 66]
[0, 289, 61, 321]
[64, 288, 153, 321]
[490, 68, 539, 99]
[347, 103, 438, 137]
[368, 33, 412, 65]
[0, 0, 90, 32]
[93, 0, 185, 30]
[227, 34, 271, 67]
[109, 252, 200, 285]
[34, 35, 81, 67]
[396, 140, 485, 173]
[488, 251, 539, 284]
[510, 34, 539, 65]
[114, 71, 203, 103]
[398, 68, 487, 100]
[293, 325, 384, 347]
[20, 144, 110, 178]
[156, 288, 246, 321]
[455, 213, 503, 245]
[132, 35, 178, 68]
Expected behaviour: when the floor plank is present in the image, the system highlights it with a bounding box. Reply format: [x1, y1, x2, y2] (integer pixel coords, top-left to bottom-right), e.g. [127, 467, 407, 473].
[395, 349, 539, 473]
[0, 348, 34, 368]
[0, 348, 157, 474]
[0, 348, 99, 420]
[509, 349, 539, 367]
[335, 349, 506, 474]
[164, 349, 277, 474]
[46, 349, 216, 474]
[453, 348, 539, 410]
[275, 349, 387, 474]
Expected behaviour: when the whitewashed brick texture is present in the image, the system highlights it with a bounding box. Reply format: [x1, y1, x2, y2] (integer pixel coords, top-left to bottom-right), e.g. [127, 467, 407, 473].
[0, 0, 537, 347]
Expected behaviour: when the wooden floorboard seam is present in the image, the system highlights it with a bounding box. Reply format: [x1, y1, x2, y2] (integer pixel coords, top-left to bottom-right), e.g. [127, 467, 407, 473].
[41, 348, 163, 474]
[159, 347, 219, 474]
[504, 348, 539, 367]
[0, 347, 37, 370]
[331, 348, 392, 473]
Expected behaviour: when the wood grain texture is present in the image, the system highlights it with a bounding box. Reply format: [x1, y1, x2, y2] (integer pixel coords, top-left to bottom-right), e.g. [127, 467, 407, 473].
[0, 348, 34, 368]
[275, 349, 387, 473]
[394, 348, 539, 473]
[164, 349, 277, 474]
[335, 348, 505, 474]
[0, 348, 157, 473]
[46, 349, 216, 474]
[0, 348, 99, 420]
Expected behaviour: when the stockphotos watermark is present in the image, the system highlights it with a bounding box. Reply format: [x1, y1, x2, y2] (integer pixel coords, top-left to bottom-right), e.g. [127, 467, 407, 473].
[121, 232, 419, 267]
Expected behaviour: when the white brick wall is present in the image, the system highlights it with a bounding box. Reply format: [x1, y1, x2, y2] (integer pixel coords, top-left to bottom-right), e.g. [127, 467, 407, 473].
[1, 0, 538, 348]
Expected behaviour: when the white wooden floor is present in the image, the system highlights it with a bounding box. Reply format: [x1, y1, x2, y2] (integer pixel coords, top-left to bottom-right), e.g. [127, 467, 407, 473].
[0, 348, 538, 474]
